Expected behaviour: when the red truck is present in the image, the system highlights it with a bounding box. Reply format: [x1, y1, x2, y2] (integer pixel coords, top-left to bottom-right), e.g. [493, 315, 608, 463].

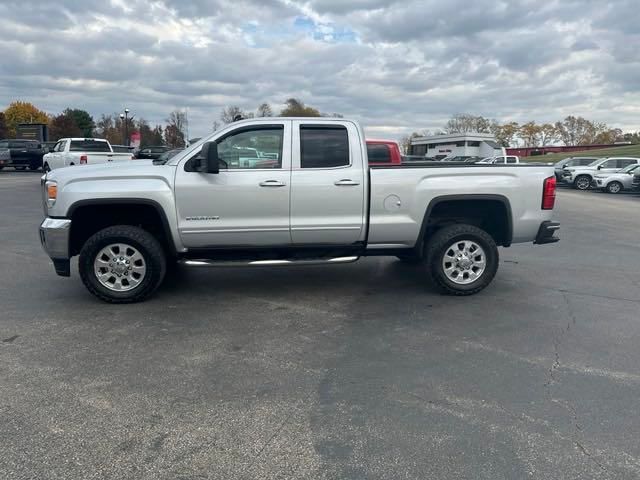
[366, 139, 431, 166]
[366, 140, 403, 166]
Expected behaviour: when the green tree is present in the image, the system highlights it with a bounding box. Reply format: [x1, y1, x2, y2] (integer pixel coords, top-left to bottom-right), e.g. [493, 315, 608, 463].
[491, 121, 519, 147]
[0, 112, 7, 139]
[221, 106, 253, 124]
[3, 101, 49, 137]
[63, 108, 94, 137]
[95, 114, 122, 144]
[49, 112, 82, 140]
[444, 113, 491, 133]
[519, 121, 541, 147]
[164, 124, 184, 148]
[256, 103, 273, 117]
[279, 98, 321, 117]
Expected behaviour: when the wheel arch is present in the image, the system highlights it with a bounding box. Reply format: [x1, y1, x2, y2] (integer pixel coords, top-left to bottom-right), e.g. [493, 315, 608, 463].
[416, 194, 513, 250]
[67, 199, 176, 257]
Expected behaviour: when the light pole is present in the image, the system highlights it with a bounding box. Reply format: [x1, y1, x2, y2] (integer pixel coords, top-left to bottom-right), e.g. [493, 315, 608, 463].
[119, 108, 131, 146]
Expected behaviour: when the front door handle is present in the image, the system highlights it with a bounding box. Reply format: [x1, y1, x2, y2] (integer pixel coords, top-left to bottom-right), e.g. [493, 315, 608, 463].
[334, 179, 360, 186]
[259, 180, 286, 187]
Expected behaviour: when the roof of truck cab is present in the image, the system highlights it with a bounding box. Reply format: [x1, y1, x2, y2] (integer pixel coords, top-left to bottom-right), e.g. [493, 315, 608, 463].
[229, 117, 355, 124]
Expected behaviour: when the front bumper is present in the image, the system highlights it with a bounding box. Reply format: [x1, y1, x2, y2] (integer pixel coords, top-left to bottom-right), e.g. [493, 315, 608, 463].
[39, 218, 72, 276]
[534, 221, 560, 245]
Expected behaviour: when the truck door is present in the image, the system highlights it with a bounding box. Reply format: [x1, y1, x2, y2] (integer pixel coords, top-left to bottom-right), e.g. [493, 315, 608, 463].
[174, 122, 292, 248]
[290, 121, 366, 245]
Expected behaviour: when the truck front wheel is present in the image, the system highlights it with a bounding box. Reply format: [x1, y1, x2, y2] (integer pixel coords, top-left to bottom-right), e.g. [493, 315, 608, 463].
[79, 225, 167, 303]
[424, 224, 499, 296]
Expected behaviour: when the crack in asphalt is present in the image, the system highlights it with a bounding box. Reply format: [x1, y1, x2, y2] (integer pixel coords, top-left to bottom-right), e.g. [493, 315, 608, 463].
[544, 293, 609, 474]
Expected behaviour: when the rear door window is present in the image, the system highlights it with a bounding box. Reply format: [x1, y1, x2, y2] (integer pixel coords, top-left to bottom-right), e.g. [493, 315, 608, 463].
[300, 126, 349, 168]
[69, 140, 111, 152]
[617, 159, 636, 168]
[367, 144, 391, 164]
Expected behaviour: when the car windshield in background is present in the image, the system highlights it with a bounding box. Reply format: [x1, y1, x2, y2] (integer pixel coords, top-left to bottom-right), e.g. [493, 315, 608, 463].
[69, 140, 111, 152]
[587, 159, 603, 166]
[154, 149, 183, 164]
[621, 164, 639, 173]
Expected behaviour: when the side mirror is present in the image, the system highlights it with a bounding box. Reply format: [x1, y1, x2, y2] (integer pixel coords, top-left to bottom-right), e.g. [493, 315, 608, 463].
[597, 165, 602, 170]
[49, 147, 55, 153]
[199, 142, 219, 174]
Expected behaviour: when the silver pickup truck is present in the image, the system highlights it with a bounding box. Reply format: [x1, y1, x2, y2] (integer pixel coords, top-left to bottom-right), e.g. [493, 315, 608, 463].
[40, 118, 559, 303]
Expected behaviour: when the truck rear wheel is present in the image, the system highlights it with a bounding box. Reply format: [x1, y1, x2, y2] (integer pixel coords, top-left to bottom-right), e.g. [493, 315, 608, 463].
[79, 225, 166, 303]
[424, 224, 498, 296]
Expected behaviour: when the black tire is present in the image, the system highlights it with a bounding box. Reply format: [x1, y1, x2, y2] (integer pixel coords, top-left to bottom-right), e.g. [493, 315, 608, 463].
[29, 163, 41, 171]
[79, 225, 167, 303]
[423, 224, 499, 296]
[574, 175, 591, 190]
[606, 181, 623, 194]
[0, 166, 4, 170]
[14, 166, 26, 171]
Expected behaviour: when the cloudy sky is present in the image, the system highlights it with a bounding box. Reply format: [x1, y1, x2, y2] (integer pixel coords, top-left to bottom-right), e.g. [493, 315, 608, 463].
[0, 0, 638, 138]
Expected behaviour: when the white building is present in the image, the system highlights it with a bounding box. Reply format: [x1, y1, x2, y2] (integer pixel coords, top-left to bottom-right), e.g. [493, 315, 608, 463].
[409, 133, 505, 160]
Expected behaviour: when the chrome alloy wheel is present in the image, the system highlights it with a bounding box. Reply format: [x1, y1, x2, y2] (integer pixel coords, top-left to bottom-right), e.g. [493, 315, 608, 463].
[608, 182, 622, 193]
[575, 176, 591, 190]
[93, 243, 146, 292]
[442, 240, 486, 285]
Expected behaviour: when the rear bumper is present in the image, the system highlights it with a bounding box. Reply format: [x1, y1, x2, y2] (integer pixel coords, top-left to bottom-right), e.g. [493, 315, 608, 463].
[534, 221, 560, 245]
[39, 218, 72, 277]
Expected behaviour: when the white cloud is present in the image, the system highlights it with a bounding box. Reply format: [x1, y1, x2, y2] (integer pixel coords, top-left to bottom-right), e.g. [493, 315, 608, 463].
[0, 0, 638, 140]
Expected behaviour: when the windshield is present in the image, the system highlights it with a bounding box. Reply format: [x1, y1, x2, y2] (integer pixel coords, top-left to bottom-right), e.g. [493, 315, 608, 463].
[622, 164, 639, 173]
[587, 159, 603, 167]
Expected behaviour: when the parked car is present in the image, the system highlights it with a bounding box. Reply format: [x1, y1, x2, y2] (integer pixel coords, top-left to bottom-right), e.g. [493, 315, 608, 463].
[477, 155, 520, 164]
[39, 117, 560, 303]
[111, 145, 136, 154]
[403, 155, 437, 163]
[594, 164, 640, 193]
[442, 155, 485, 163]
[562, 157, 640, 190]
[154, 148, 184, 164]
[43, 138, 134, 171]
[136, 146, 169, 160]
[0, 139, 45, 170]
[553, 156, 599, 181]
[633, 169, 640, 191]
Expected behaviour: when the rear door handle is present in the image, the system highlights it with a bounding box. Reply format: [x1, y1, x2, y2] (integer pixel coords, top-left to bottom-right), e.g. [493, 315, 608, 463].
[259, 180, 286, 187]
[334, 179, 360, 186]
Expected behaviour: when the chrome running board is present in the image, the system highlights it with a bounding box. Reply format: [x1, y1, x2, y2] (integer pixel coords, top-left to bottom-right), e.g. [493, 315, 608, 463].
[181, 256, 360, 268]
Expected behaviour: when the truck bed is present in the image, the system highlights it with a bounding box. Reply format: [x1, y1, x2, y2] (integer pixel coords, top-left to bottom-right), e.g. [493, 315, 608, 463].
[367, 163, 555, 248]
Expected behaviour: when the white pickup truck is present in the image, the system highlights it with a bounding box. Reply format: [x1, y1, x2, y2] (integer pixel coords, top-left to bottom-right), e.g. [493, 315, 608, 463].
[43, 138, 134, 171]
[39, 118, 560, 303]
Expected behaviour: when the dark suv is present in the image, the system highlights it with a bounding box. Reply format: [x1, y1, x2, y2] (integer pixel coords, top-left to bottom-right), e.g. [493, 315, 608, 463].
[633, 169, 640, 191]
[0, 139, 45, 170]
[136, 146, 169, 160]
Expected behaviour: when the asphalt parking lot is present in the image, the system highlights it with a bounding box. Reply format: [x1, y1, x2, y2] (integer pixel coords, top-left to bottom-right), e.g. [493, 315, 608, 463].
[1, 171, 640, 480]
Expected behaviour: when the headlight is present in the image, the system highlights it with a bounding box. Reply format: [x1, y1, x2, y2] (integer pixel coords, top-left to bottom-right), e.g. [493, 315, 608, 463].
[45, 180, 57, 208]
